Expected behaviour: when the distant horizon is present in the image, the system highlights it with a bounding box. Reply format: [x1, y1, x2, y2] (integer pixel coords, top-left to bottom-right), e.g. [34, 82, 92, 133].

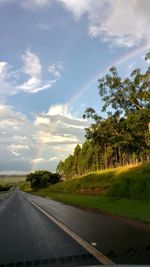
[0, 171, 27, 176]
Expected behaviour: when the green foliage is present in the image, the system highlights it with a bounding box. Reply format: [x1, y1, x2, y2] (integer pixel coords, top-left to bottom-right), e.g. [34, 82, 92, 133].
[32, 163, 150, 223]
[98, 66, 150, 113]
[18, 181, 31, 192]
[26, 170, 60, 188]
[38, 163, 150, 201]
[0, 176, 26, 185]
[108, 162, 150, 200]
[0, 184, 11, 192]
[57, 64, 150, 180]
[32, 192, 150, 223]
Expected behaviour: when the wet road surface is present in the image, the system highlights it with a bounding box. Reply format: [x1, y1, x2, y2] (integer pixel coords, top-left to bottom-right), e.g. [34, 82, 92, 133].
[0, 191, 98, 266]
[26, 192, 150, 265]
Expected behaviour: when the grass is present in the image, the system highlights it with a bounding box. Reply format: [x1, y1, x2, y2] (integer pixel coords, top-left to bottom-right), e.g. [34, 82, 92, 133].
[108, 162, 150, 200]
[42, 163, 149, 197]
[0, 176, 26, 185]
[29, 162, 150, 224]
[31, 190, 150, 223]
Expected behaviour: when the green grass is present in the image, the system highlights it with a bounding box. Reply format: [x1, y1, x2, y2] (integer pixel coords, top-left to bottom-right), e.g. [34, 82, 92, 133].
[31, 190, 150, 223]
[29, 162, 150, 224]
[0, 176, 26, 185]
[43, 162, 150, 198]
[108, 162, 150, 200]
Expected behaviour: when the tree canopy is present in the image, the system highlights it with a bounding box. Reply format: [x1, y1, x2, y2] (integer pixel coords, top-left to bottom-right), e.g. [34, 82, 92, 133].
[26, 170, 60, 188]
[56, 64, 150, 180]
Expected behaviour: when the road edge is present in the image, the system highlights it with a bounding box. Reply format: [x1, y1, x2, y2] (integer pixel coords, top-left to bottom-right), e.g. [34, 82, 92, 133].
[27, 198, 115, 265]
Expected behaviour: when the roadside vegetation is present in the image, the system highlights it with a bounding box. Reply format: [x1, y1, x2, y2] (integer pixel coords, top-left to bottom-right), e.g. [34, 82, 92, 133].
[26, 170, 61, 189]
[0, 184, 12, 192]
[32, 193, 150, 223]
[24, 61, 150, 224]
[28, 162, 150, 223]
[34, 162, 150, 198]
[57, 64, 150, 180]
[0, 176, 26, 192]
[0, 176, 25, 185]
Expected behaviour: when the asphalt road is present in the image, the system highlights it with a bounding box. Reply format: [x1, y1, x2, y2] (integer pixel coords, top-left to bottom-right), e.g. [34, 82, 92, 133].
[26, 193, 150, 265]
[0, 190, 98, 266]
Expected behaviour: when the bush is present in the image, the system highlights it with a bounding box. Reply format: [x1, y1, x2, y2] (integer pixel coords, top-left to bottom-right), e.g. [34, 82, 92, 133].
[26, 170, 61, 188]
[108, 163, 150, 200]
[0, 184, 11, 192]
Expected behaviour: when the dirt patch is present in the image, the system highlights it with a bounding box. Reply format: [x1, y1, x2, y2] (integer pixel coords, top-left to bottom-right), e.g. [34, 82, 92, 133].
[76, 186, 106, 195]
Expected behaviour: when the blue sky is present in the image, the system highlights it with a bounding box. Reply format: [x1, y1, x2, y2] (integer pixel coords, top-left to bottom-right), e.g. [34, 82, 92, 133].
[0, 0, 150, 173]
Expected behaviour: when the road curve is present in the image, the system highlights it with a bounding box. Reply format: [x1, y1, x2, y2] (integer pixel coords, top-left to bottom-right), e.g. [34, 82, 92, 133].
[26, 192, 150, 265]
[0, 190, 98, 266]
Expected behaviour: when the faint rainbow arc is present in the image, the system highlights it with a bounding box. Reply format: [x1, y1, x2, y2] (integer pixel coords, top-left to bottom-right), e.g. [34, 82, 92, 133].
[32, 41, 150, 171]
[68, 41, 150, 106]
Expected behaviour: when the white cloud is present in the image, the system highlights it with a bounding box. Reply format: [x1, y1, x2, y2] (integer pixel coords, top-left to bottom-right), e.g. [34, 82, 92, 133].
[0, 103, 89, 172]
[0, 62, 15, 101]
[0, 104, 36, 172]
[35, 132, 78, 144]
[48, 62, 64, 79]
[10, 144, 30, 150]
[33, 103, 89, 169]
[1, 1, 150, 47]
[34, 116, 50, 125]
[22, 50, 41, 77]
[31, 156, 58, 164]
[47, 103, 71, 117]
[0, 62, 8, 79]
[17, 77, 56, 93]
[31, 158, 44, 164]
[57, 0, 150, 47]
[48, 156, 58, 162]
[0, 105, 27, 128]
[0, 49, 63, 98]
[58, 0, 92, 19]
[18, 50, 58, 93]
[61, 122, 85, 129]
[11, 150, 20, 157]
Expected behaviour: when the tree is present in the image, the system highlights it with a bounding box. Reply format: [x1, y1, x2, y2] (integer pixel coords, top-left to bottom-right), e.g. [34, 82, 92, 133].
[26, 170, 60, 188]
[63, 155, 74, 180]
[56, 63, 150, 179]
[83, 66, 150, 168]
[56, 160, 64, 178]
[98, 66, 150, 112]
[73, 145, 81, 176]
[98, 66, 150, 132]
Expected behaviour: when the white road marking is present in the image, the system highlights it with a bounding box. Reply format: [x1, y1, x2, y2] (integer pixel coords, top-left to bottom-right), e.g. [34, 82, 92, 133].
[27, 198, 115, 265]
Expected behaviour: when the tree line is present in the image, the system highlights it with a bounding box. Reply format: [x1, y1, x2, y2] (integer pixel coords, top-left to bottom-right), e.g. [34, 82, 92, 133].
[57, 64, 150, 180]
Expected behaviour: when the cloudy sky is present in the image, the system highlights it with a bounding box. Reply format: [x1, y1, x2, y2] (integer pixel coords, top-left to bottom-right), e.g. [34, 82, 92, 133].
[0, 0, 150, 173]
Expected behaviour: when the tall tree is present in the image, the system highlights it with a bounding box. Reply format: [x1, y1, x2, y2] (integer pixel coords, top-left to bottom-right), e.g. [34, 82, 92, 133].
[56, 64, 150, 180]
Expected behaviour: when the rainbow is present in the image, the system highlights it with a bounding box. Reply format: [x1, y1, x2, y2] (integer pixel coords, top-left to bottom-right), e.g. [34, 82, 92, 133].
[32, 41, 150, 171]
[68, 41, 150, 106]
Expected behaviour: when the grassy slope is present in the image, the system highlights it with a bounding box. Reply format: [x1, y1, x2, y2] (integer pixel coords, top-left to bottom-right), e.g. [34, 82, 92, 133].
[44, 164, 141, 195]
[32, 162, 150, 223]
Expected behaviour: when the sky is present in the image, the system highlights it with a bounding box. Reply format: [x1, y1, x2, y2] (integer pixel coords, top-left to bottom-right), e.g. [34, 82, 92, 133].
[0, 0, 150, 173]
